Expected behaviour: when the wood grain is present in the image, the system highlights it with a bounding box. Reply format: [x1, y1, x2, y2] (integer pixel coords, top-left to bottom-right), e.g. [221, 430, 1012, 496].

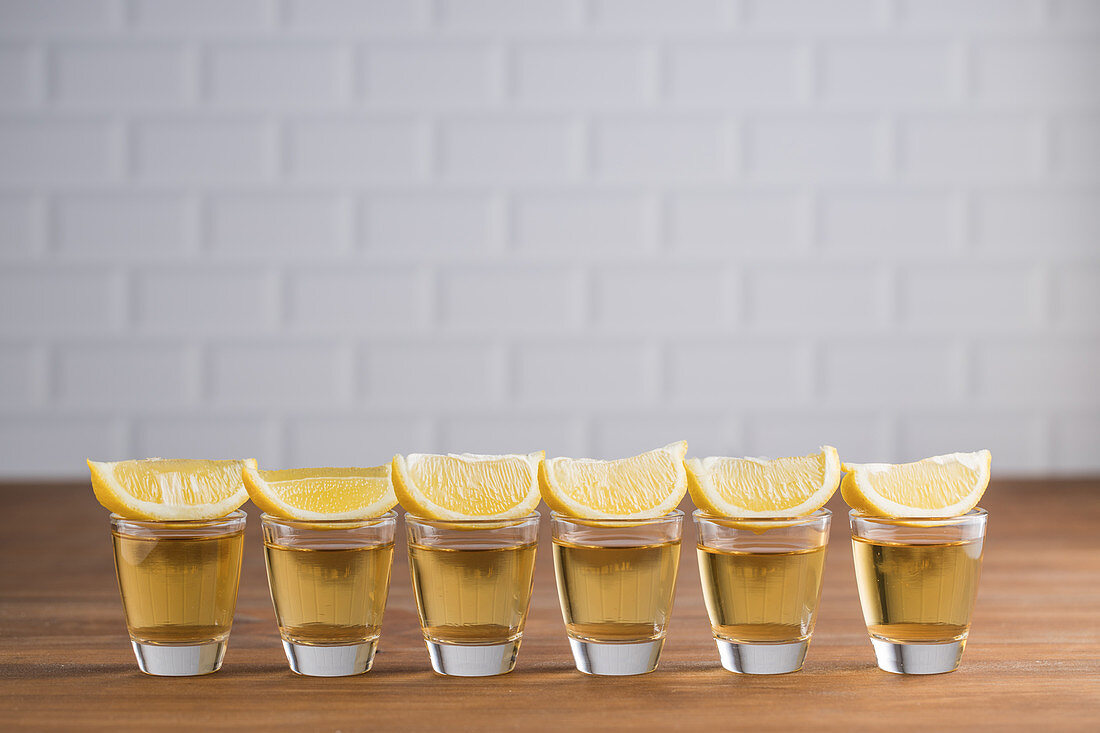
[2, 480, 1098, 732]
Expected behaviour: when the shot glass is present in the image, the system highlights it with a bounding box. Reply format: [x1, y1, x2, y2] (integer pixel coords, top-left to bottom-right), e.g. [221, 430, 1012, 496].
[110, 511, 246, 676]
[551, 510, 683, 676]
[261, 511, 397, 677]
[406, 513, 539, 677]
[694, 509, 830, 674]
[850, 508, 988, 675]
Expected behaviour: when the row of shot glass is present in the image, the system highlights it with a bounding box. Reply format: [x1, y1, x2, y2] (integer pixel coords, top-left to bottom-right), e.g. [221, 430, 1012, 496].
[110, 507, 987, 678]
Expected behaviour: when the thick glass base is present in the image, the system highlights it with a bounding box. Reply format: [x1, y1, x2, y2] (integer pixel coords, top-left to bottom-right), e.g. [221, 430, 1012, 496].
[425, 639, 520, 677]
[131, 639, 227, 676]
[715, 639, 808, 674]
[568, 638, 664, 676]
[870, 637, 966, 675]
[283, 639, 378, 677]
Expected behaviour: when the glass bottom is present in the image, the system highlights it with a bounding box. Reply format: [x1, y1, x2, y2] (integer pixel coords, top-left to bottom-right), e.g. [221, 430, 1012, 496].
[715, 639, 808, 675]
[568, 638, 664, 676]
[425, 639, 520, 677]
[870, 637, 966, 675]
[283, 639, 378, 677]
[131, 639, 227, 676]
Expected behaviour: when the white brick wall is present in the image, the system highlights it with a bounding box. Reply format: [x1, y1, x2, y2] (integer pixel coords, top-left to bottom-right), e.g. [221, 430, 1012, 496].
[0, 0, 1097, 477]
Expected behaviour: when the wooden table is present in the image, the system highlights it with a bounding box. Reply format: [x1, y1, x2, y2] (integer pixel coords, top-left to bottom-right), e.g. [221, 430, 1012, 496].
[2, 480, 1098, 731]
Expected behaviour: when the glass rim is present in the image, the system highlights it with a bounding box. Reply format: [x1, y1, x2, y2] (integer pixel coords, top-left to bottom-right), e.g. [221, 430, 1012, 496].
[403, 510, 541, 529]
[548, 508, 684, 526]
[260, 509, 398, 529]
[848, 506, 987, 526]
[692, 507, 831, 525]
[109, 508, 247, 528]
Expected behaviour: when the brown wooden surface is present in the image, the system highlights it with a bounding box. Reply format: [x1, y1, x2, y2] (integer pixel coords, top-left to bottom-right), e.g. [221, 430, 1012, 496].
[2, 480, 1099, 732]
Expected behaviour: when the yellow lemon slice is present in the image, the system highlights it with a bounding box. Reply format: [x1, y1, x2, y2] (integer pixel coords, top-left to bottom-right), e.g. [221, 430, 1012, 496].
[243, 464, 397, 520]
[841, 450, 992, 518]
[88, 458, 254, 521]
[391, 451, 543, 520]
[686, 446, 841, 518]
[538, 441, 688, 520]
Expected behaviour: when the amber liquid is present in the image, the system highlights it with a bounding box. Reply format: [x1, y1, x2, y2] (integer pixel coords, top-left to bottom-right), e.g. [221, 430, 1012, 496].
[697, 545, 826, 643]
[408, 542, 538, 645]
[264, 542, 394, 646]
[112, 531, 244, 645]
[852, 537, 983, 643]
[553, 539, 681, 643]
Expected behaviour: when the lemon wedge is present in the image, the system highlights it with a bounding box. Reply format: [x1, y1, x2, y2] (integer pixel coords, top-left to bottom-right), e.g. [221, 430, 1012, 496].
[841, 450, 992, 518]
[391, 451, 543, 520]
[686, 446, 841, 518]
[88, 458, 254, 521]
[243, 464, 397, 520]
[538, 441, 688, 520]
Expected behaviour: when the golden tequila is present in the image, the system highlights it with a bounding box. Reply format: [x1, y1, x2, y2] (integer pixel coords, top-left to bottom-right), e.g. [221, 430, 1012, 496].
[553, 539, 681, 643]
[264, 542, 394, 646]
[697, 545, 826, 644]
[111, 530, 244, 645]
[852, 537, 983, 644]
[408, 541, 538, 645]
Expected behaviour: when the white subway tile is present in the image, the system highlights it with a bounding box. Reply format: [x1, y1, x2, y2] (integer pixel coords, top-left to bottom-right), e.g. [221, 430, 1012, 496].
[440, 119, 579, 183]
[207, 44, 349, 107]
[820, 191, 960, 255]
[55, 344, 195, 409]
[743, 0, 887, 29]
[1052, 268, 1100, 329]
[1053, 116, 1100, 182]
[0, 419, 124, 477]
[134, 268, 278, 334]
[437, 0, 583, 30]
[56, 194, 197, 257]
[516, 43, 651, 106]
[135, 418, 280, 466]
[0, 44, 40, 106]
[1052, 415, 1100, 472]
[898, 0, 1045, 29]
[362, 43, 498, 106]
[901, 118, 1044, 181]
[1051, 0, 1100, 29]
[821, 341, 964, 407]
[134, 121, 275, 184]
[670, 192, 807, 254]
[289, 417, 434, 466]
[440, 267, 584, 330]
[0, 195, 42, 257]
[363, 342, 499, 408]
[0, 347, 37, 408]
[595, 118, 728, 182]
[975, 191, 1100, 257]
[364, 194, 498, 252]
[130, 0, 274, 31]
[668, 43, 807, 107]
[54, 44, 191, 107]
[593, 0, 731, 30]
[287, 267, 431, 332]
[440, 416, 584, 456]
[514, 342, 652, 407]
[821, 42, 959, 104]
[668, 342, 806, 406]
[210, 343, 352, 408]
[900, 268, 1042, 330]
[285, 0, 430, 31]
[0, 267, 121, 335]
[288, 119, 427, 183]
[747, 412, 892, 462]
[0, 120, 117, 184]
[210, 195, 349, 256]
[900, 414, 1046, 473]
[0, 0, 120, 32]
[514, 193, 655, 254]
[747, 119, 885, 182]
[593, 414, 733, 460]
[975, 42, 1100, 106]
[595, 266, 728, 328]
[746, 265, 886, 329]
[976, 341, 1100, 408]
